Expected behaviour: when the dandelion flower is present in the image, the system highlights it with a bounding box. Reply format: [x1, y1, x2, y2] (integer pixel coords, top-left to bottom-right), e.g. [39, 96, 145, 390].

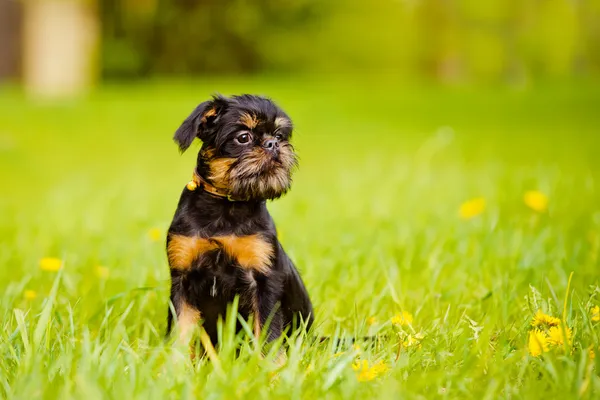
[357, 368, 377, 382]
[367, 317, 377, 326]
[546, 326, 572, 346]
[459, 197, 486, 220]
[531, 310, 560, 328]
[148, 228, 162, 242]
[591, 305, 600, 322]
[24, 290, 37, 300]
[95, 265, 110, 279]
[370, 360, 388, 375]
[352, 360, 387, 382]
[391, 311, 413, 326]
[528, 329, 549, 356]
[524, 190, 548, 213]
[352, 360, 375, 382]
[590, 349, 596, 360]
[39, 257, 62, 272]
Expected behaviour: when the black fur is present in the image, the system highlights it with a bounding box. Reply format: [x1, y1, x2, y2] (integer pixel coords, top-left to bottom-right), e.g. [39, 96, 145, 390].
[166, 94, 314, 346]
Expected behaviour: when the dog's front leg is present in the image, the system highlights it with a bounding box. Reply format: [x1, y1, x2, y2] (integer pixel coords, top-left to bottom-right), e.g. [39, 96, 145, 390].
[252, 273, 284, 343]
[167, 272, 201, 346]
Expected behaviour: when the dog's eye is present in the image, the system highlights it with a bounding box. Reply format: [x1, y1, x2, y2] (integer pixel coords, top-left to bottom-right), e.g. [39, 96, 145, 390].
[236, 133, 252, 144]
[274, 133, 283, 140]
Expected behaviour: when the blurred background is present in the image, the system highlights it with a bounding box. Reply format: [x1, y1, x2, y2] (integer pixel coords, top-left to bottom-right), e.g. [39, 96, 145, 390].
[1, 0, 600, 93]
[2, 4, 600, 398]
[1, 0, 600, 337]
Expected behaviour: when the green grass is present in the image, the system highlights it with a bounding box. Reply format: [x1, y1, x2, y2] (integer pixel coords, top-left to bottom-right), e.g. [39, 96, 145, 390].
[1, 77, 600, 399]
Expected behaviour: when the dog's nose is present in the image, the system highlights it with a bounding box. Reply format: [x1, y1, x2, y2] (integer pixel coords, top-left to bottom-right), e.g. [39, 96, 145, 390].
[262, 139, 279, 154]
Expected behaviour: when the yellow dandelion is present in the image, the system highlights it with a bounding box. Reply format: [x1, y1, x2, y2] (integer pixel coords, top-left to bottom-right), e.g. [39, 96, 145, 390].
[357, 368, 377, 382]
[459, 197, 486, 220]
[95, 265, 110, 279]
[546, 326, 572, 347]
[391, 311, 413, 326]
[352, 360, 388, 382]
[591, 305, 600, 322]
[352, 361, 374, 382]
[367, 317, 377, 326]
[353, 344, 361, 353]
[148, 228, 162, 242]
[531, 310, 561, 328]
[370, 360, 388, 375]
[24, 290, 37, 300]
[528, 329, 550, 357]
[524, 190, 549, 213]
[39, 257, 62, 272]
[332, 351, 345, 358]
[590, 349, 596, 360]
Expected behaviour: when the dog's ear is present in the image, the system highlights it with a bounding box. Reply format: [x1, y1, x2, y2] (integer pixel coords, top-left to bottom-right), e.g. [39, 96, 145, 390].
[173, 98, 225, 152]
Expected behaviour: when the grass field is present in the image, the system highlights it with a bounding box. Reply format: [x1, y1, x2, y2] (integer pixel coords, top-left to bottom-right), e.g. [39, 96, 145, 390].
[1, 77, 600, 399]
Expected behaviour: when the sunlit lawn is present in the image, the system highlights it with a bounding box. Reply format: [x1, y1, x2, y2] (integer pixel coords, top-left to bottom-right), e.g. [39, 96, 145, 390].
[1, 77, 599, 398]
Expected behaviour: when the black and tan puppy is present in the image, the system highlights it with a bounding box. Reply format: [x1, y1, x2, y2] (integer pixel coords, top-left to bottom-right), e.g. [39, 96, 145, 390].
[166, 94, 314, 350]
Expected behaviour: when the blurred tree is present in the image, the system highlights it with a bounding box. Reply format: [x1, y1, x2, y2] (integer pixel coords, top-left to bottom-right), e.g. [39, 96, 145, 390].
[580, 0, 600, 74]
[100, 0, 318, 77]
[23, 0, 99, 97]
[415, 0, 464, 82]
[99, 0, 600, 82]
[0, 0, 22, 82]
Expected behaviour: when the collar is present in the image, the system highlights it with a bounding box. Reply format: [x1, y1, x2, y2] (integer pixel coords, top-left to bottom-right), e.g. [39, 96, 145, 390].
[186, 170, 238, 201]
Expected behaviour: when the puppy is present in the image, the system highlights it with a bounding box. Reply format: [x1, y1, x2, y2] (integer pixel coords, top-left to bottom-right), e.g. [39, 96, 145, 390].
[166, 94, 314, 350]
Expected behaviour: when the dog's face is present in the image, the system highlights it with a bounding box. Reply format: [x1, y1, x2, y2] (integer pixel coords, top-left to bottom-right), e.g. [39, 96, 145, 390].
[173, 95, 297, 201]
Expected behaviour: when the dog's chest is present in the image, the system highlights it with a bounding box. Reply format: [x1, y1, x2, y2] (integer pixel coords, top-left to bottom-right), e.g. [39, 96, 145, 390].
[167, 233, 273, 274]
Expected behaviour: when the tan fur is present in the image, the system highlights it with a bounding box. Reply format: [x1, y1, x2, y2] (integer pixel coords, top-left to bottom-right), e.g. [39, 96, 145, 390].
[177, 302, 201, 344]
[208, 157, 235, 189]
[279, 143, 297, 170]
[274, 116, 291, 129]
[239, 112, 259, 129]
[234, 147, 270, 175]
[202, 141, 297, 201]
[168, 235, 218, 270]
[167, 234, 273, 273]
[253, 301, 262, 339]
[200, 146, 216, 159]
[217, 234, 274, 274]
[201, 107, 217, 123]
[227, 144, 297, 200]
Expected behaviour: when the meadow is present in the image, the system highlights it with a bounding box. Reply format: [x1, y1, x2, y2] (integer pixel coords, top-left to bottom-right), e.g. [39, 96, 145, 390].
[1, 77, 599, 399]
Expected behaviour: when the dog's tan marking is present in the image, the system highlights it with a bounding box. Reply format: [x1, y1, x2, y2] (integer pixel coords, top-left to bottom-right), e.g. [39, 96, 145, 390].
[208, 157, 235, 189]
[253, 297, 262, 339]
[200, 107, 217, 123]
[167, 234, 273, 273]
[200, 146, 216, 159]
[217, 234, 273, 274]
[177, 302, 201, 345]
[274, 116, 291, 129]
[168, 235, 218, 270]
[226, 144, 297, 200]
[240, 112, 259, 129]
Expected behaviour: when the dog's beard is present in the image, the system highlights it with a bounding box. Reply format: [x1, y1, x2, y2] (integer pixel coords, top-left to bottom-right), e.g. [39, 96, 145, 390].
[208, 144, 297, 201]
